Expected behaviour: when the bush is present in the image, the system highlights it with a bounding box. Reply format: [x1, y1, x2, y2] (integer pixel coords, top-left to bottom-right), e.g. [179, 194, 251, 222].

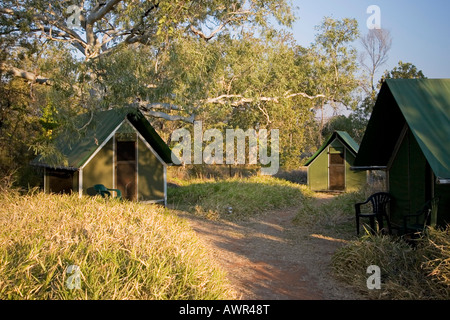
[0, 190, 235, 300]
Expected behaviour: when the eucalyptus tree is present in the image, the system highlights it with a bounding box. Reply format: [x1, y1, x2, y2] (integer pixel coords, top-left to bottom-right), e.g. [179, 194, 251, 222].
[0, 0, 297, 122]
[1, 1, 365, 171]
[307, 17, 360, 137]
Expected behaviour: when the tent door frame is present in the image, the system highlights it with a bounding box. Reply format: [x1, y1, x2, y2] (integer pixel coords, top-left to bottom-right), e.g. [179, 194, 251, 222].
[328, 146, 346, 191]
[115, 134, 138, 201]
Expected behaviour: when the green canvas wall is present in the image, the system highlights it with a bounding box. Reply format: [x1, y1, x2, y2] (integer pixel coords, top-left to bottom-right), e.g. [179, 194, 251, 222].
[435, 183, 450, 225]
[346, 152, 367, 191]
[82, 138, 114, 195]
[137, 137, 165, 202]
[389, 130, 427, 225]
[308, 146, 329, 191]
[389, 129, 450, 227]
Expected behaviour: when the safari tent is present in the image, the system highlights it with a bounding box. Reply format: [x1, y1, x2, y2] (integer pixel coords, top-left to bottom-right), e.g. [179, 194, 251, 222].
[32, 108, 177, 205]
[305, 131, 367, 191]
[352, 78, 450, 228]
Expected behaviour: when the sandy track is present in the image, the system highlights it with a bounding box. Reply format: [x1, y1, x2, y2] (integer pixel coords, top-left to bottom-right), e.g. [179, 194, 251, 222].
[176, 196, 365, 300]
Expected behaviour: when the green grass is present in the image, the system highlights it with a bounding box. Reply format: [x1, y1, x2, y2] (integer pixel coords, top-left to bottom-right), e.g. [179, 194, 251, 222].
[167, 175, 311, 220]
[0, 189, 235, 300]
[293, 188, 369, 237]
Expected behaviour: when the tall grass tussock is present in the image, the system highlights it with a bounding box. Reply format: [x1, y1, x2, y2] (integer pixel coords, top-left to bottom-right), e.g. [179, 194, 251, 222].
[0, 189, 235, 300]
[332, 227, 450, 300]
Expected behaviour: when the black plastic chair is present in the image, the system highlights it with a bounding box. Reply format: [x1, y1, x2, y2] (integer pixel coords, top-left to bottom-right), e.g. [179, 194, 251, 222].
[403, 197, 439, 235]
[355, 192, 392, 235]
[94, 184, 122, 200]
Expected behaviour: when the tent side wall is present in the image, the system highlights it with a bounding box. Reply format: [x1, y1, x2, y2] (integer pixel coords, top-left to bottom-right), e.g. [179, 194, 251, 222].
[389, 129, 428, 225]
[435, 183, 450, 225]
[82, 138, 114, 195]
[345, 152, 367, 191]
[137, 137, 165, 202]
[389, 128, 450, 227]
[308, 148, 328, 191]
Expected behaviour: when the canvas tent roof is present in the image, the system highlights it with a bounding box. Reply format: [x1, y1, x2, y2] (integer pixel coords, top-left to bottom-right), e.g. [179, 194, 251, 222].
[32, 108, 176, 170]
[353, 78, 450, 182]
[304, 131, 359, 166]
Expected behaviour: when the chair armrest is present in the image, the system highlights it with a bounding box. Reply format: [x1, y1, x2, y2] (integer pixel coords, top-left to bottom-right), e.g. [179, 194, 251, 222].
[107, 188, 122, 198]
[355, 199, 371, 206]
[355, 199, 370, 215]
[403, 209, 429, 231]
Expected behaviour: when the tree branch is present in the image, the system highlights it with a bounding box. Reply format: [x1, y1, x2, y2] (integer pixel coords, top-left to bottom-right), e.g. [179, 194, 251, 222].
[33, 26, 86, 54]
[189, 9, 252, 41]
[202, 91, 326, 106]
[190, 24, 228, 42]
[136, 101, 195, 123]
[0, 63, 51, 85]
[139, 108, 195, 123]
[87, 0, 123, 23]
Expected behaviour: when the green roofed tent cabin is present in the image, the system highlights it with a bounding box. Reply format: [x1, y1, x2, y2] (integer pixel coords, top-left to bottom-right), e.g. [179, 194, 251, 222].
[32, 108, 178, 205]
[352, 78, 450, 228]
[304, 131, 367, 191]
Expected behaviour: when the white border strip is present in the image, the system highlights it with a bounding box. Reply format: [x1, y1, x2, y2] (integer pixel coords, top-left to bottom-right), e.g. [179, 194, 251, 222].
[78, 168, 83, 198]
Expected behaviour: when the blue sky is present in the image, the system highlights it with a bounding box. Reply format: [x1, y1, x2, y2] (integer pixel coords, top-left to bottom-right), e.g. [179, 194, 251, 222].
[290, 0, 450, 79]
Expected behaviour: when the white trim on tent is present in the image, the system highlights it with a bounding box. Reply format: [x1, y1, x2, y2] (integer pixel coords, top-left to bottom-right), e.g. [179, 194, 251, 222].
[437, 178, 450, 184]
[112, 134, 116, 189]
[164, 165, 167, 206]
[43, 167, 47, 193]
[78, 168, 83, 198]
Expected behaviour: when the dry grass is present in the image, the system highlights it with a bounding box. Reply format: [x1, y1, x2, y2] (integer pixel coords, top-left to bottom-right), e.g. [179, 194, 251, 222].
[293, 185, 450, 299]
[0, 189, 236, 300]
[331, 227, 450, 300]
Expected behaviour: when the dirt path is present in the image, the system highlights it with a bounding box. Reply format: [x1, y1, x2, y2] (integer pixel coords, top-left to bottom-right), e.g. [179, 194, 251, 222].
[177, 194, 365, 300]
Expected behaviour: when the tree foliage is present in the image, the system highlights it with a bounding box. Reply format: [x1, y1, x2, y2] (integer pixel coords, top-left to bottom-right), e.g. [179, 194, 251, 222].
[308, 17, 360, 134]
[1, 1, 366, 177]
[380, 60, 427, 82]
